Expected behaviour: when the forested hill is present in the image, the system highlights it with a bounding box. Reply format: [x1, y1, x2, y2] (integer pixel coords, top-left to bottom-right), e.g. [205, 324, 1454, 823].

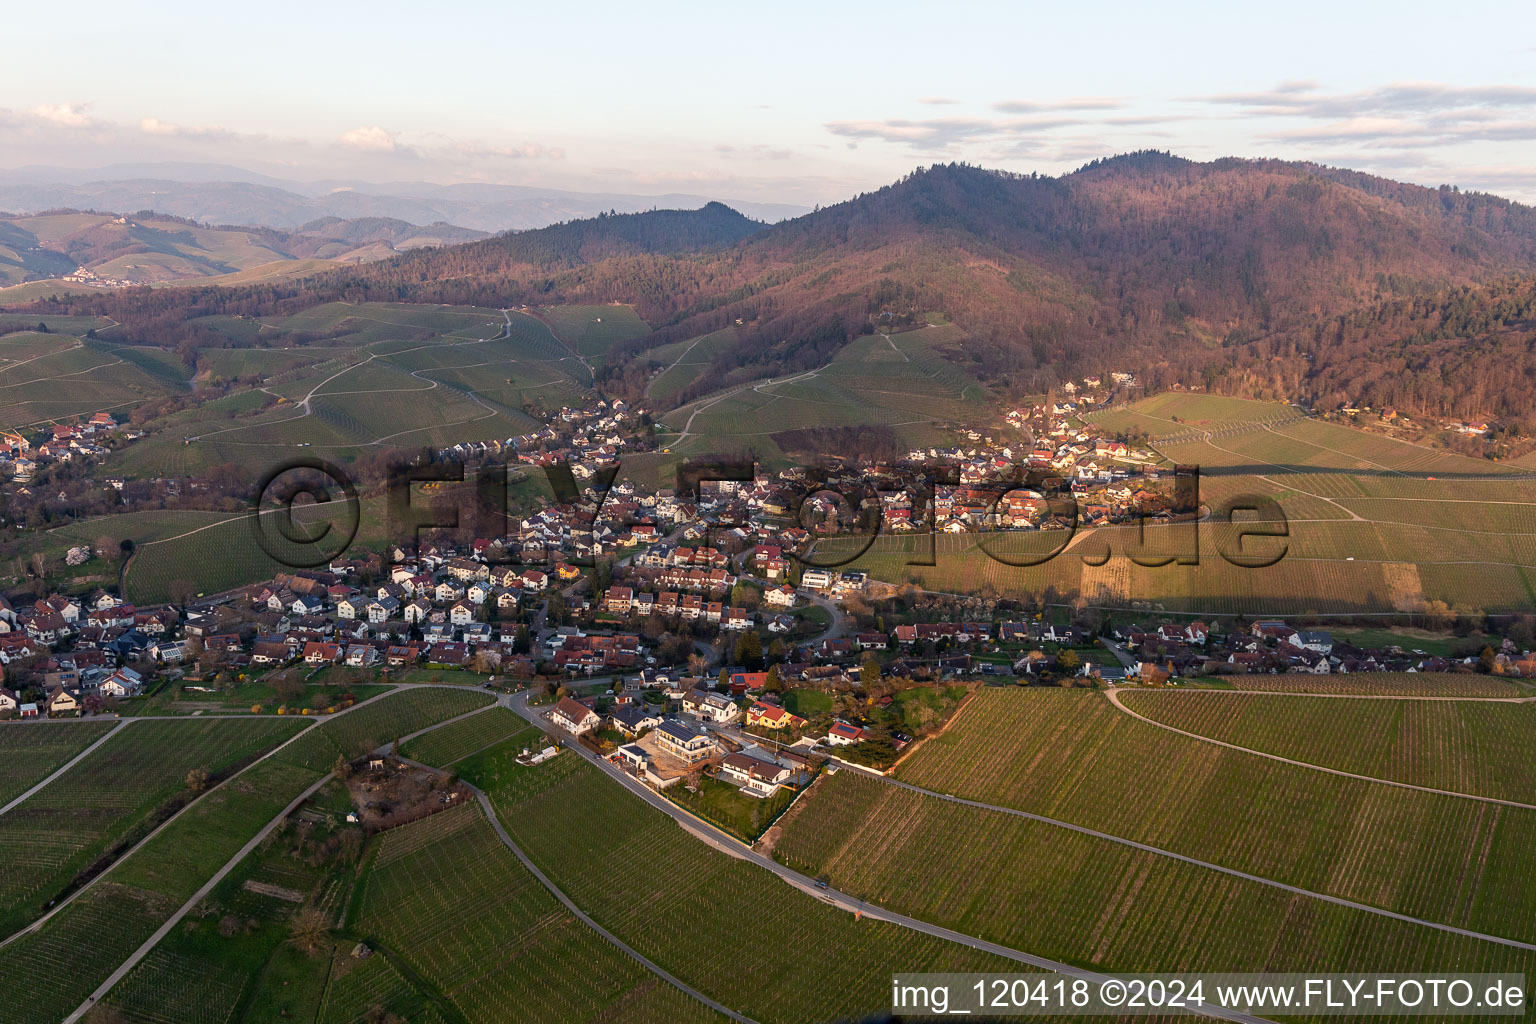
[12, 155, 1536, 425]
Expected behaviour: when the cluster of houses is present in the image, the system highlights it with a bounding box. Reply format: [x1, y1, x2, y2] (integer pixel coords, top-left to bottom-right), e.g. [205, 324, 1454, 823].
[2, 412, 132, 482]
[1085, 619, 1485, 680]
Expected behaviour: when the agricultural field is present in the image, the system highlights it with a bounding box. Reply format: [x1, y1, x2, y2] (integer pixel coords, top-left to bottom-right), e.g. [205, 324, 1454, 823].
[459, 740, 1031, 1024]
[892, 687, 1536, 943]
[0, 720, 115, 805]
[354, 800, 725, 1024]
[0, 332, 184, 428]
[828, 498, 1536, 616]
[1084, 392, 1303, 439]
[122, 494, 391, 605]
[1117, 689, 1536, 802]
[663, 324, 990, 466]
[773, 769, 1536, 983]
[0, 734, 329, 1024]
[0, 716, 302, 937]
[645, 327, 738, 401]
[1192, 671, 1521, 697]
[534, 302, 651, 360]
[400, 708, 535, 768]
[0, 880, 185, 1024]
[273, 687, 496, 771]
[100, 777, 367, 1024]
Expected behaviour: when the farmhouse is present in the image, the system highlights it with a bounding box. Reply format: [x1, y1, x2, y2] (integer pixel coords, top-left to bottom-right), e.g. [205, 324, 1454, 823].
[719, 752, 792, 797]
[550, 696, 601, 734]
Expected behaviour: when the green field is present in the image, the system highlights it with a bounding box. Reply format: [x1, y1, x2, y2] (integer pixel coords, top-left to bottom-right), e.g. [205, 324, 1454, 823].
[0, 717, 302, 937]
[774, 769, 1536, 983]
[1118, 690, 1536, 802]
[0, 333, 184, 428]
[458, 739, 1029, 1023]
[892, 688, 1536, 942]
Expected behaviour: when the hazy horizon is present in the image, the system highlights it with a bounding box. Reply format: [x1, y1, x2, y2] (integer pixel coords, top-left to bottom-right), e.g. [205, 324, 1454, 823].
[4, 0, 1536, 205]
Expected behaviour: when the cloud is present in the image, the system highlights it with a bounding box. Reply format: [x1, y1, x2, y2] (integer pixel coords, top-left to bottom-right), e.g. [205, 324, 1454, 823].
[1187, 80, 1536, 155]
[139, 117, 238, 141]
[917, 96, 960, 106]
[338, 125, 397, 151]
[1194, 81, 1536, 120]
[992, 97, 1123, 114]
[455, 141, 565, 160]
[715, 143, 795, 161]
[30, 102, 99, 129]
[825, 115, 1083, 151]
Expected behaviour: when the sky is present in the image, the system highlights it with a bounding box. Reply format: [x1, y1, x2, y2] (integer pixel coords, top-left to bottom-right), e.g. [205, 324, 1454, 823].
[4, 0, 1536, 206]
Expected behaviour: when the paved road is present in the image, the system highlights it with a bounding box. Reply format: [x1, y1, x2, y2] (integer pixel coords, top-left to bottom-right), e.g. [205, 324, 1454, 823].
[505, 693, 1275, 1023]
[1104, 686, 1536, 809]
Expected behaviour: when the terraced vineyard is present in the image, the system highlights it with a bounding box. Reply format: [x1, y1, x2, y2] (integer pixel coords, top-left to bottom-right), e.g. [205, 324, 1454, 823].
[460, 741, 1030, 1024]
[0, 720, 115, 805]
[893, 688, 1536, 943]
[356, 801, 725, 1024]
[0, 332, 182, 427]
[1118, 689, 1536, 802]
[774, 769, 1536, 985]
[400, 708, 535, 768]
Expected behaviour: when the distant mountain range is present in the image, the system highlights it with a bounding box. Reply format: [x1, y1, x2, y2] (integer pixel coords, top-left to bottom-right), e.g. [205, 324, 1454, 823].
[0, 209, 489, 288]
[17, 153, 1536, 427]
[0, 162, 810, 232]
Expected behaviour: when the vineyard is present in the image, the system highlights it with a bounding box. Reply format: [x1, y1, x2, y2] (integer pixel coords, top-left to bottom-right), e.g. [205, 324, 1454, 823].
[892, 688, 1536, 942]
[0, 881, 184, 1024]
[274, 687, 496, 771]
[123, 494, 393, 605]
[0, 716, 301, 937]
[460, 742, 1030, 1024]
[0, 746, 330, 1024]
[1085, 392, 1301, 438]
[1195, 671, 1521, 697]
[535, 303, 652, 360]
[0, 720, 115, 805]
[400, 708, 536, 768]
[354, 801, 724, 1024]
[1118, 690, 1536, 802]
[773, 770, 1536, 986]
[829, 512, 1536, 615]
